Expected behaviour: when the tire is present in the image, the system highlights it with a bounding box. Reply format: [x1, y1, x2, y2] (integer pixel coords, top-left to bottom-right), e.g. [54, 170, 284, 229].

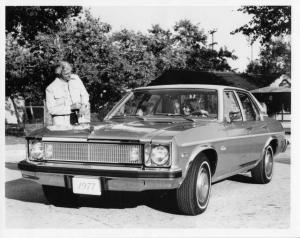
[251, 145, 274, 184]
[176, 154, 212, 215]
[42, 185, 79, 207]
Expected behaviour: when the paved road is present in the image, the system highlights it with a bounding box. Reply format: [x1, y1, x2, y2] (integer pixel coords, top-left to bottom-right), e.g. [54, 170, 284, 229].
[5, 142, 290, 229]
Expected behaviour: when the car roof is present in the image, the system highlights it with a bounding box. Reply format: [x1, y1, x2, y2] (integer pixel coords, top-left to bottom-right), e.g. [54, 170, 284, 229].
[135, 84, 248, 92]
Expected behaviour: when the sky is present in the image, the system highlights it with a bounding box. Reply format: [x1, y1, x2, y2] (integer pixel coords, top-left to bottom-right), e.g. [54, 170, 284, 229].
[89, 5, 261, 72]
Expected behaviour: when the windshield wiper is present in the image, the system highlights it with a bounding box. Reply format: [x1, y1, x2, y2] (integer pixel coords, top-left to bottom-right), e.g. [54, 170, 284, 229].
[163, 113, 197, 122]
[111, 114, 145, 121]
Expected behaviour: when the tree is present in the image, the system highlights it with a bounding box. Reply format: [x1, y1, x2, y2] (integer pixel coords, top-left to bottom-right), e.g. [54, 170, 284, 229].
[146, 24, 187, 74]
[232, 6, 291, 44]
[110, 29, 156, 88]
[173, 19, 207, 48]
[246, 38, 291, 76]
[171, 20, 236, 71]
[6, 6, 82, 41]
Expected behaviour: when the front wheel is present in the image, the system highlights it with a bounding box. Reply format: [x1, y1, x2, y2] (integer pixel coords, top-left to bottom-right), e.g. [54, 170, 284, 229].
[176, 154, 212, 215]
[251, 145, 274, 184]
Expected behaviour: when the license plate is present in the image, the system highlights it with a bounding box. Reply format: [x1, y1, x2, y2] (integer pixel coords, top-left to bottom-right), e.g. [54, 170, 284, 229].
[72, 177, 101, 195]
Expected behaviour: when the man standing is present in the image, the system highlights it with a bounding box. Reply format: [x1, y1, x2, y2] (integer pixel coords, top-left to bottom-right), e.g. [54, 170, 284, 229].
[46, 61, 89, 126]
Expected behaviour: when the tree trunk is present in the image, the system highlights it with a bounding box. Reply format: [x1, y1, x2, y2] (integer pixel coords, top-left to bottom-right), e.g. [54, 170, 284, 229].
[9, 96, 21, 125]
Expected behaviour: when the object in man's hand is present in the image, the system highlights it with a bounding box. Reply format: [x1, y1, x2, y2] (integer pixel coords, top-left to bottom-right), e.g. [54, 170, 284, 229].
[70, 109, 79, 125]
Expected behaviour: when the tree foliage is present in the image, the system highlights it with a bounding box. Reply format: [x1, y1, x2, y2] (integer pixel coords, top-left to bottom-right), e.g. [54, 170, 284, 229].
[232, 6, 291, 44]
[6, 6, 82, 41]
[246, 38, 290, 76]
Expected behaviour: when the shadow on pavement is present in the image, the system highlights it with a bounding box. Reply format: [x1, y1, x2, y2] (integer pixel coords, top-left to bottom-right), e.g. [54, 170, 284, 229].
[5, 179, 47, 204]
[76, 190, 180, 215]
[5, 178, 180, 215]
[275, 158, 290, 164]
[227, 174, 254, 184]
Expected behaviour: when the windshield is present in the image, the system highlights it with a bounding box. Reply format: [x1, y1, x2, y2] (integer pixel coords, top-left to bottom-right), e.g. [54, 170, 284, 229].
[109, 89, 218, 120]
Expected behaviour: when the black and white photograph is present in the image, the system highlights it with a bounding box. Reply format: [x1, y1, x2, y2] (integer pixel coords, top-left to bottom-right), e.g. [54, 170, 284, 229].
[2, 0, 299, 237]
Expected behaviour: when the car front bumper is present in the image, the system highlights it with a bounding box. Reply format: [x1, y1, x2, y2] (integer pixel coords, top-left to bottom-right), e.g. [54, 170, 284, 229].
[18, 160, 182, 192]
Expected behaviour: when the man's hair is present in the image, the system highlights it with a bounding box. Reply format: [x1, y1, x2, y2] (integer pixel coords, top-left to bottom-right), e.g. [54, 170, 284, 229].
[55, 61, 72, 75]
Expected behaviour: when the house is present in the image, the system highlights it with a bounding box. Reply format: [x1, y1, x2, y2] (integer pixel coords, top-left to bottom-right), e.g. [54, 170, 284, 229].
[251, 75, 291, 133]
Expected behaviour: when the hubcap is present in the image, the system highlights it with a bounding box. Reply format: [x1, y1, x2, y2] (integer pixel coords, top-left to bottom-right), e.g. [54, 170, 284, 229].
[196, 166, 210, 206]
[264, 148, 273, 179]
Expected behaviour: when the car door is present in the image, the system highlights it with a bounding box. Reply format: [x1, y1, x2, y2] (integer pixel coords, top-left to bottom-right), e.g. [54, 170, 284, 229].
[216, 90, 250, 176]
[235, 91, 269, 163]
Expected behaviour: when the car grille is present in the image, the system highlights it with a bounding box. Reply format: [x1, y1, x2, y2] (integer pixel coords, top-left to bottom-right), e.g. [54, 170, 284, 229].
[44, 142, 143, 164]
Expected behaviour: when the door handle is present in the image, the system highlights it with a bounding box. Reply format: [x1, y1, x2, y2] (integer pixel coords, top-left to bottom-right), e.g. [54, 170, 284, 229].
[246, 127, 253, 131]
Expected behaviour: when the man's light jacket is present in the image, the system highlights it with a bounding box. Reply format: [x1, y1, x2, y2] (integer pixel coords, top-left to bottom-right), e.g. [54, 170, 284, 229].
[46, 74, 89, 116]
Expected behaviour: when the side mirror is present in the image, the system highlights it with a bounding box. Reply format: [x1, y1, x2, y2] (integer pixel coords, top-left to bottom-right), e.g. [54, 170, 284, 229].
[227, 111, 242, 123]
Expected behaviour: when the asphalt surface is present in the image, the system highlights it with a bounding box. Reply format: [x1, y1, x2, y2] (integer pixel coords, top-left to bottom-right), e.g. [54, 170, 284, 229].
[5, 137, 291, 229]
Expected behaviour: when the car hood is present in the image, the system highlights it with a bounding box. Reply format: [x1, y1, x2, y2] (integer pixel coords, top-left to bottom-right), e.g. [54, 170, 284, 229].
[29, 119, 216, 142]
[89, 120, 193, 141]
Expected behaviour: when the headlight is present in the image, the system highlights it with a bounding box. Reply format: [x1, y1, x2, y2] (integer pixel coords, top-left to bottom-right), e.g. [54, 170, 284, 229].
[28, 140, 44, 161]
[145, 144, 170, 167]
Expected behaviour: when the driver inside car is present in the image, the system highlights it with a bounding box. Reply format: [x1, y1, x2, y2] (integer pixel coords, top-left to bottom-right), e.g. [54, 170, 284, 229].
[184, 99, 209, 117]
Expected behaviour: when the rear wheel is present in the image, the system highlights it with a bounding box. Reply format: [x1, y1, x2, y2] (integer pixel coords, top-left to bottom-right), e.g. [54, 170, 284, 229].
[176, 154, 211, 215]
[42, 185, 79, 207]
[251, 145, 274, 184]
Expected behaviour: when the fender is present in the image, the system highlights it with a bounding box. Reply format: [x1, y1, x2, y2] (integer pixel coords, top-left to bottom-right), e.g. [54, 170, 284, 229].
[256, 136, 278, 166]
[183, 144, 217, 179]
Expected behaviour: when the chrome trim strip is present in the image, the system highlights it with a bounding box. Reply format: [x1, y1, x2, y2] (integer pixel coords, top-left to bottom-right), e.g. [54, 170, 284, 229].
[212, 163, 257, 183]
[27, 160, 180, 173]
[42, 137, 87, 142]
[181, 132, 284, 147]
[87, 140, 140, 144]
[39, 161, 143, 171]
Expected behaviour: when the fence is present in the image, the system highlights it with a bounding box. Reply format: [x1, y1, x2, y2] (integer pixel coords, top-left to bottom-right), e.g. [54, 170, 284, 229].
[270, 110, 291, 134]
[271, 111, 291, 122]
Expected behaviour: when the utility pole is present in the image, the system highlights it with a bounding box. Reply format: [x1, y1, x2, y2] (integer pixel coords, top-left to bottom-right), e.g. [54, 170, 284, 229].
[208, 28, 218, 51]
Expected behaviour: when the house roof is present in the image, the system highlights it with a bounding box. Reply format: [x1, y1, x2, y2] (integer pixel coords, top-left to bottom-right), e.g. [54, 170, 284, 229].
[251, 86, 291, 93]
[251, 74, 291, 94]
[148, 70, 278, 91]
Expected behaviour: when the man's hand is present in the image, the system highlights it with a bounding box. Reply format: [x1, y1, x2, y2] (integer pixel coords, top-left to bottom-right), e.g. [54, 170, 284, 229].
[79, 104, 88, 115]
[71, 103, 81, 110]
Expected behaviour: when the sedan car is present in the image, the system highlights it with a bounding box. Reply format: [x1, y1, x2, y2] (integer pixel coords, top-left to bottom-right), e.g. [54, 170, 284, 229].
[18, 84, 288, 215]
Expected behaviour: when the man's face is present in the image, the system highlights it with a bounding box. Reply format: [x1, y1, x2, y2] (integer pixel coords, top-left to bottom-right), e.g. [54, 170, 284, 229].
[61, 67, 72, 81]
[183, 105, 191, 115]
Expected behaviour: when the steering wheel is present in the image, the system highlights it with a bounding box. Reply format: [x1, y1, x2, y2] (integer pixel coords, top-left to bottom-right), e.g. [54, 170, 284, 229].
[191, 110, 209, 117]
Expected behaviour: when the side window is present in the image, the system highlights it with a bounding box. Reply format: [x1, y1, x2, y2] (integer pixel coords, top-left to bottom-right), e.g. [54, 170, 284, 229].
[223, 91, 242, 122]
[236, 92, 259, 121]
